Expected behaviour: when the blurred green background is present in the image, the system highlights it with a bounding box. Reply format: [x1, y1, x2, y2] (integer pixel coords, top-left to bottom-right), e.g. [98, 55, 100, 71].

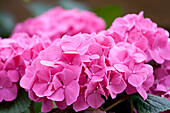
[1, 0, 170, 38]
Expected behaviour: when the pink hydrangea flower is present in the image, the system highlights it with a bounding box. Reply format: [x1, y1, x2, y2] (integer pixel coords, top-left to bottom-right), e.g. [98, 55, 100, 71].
[108, 42, 154, 100]
[11, 33, 51, 66]
[0, 38, 26, 102]
[0, 70, 18, 102]
[149, 60, 170, 101]
[13, 7, 106, 41]
[106, 11, 170, 64]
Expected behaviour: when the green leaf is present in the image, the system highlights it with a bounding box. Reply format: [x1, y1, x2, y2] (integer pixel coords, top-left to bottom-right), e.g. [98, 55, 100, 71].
[130, 94, 170, 113]
[53, 101, 57, 109]
[0, 89, 31, 113]
[33, 101, 42, 113]
[93, 5, 123, 29]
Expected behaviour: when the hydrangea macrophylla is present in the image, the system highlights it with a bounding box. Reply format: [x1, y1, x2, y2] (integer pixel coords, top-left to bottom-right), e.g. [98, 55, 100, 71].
[13, 7, 106, 41]
[0, 38, 26, 102]
[105, 11, 170, 64]
[108, 42, 154, 100]
[149, 60, 170, 101]
[11, 33, 51, 66]
[20, 41, 82, 112]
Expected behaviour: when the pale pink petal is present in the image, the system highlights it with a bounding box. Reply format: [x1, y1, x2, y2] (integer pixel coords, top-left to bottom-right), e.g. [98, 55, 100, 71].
[47, 88, 64, 101]
[109, 79, 127, 94]
[65, 80, 80, 105]
[148, 49, 164, 64]
[3, 84, 17, 101]
[136, 86, 147, 100]
[73, 94, 89, 112]
[114, 64, 128, 72]
[128, 74, 143, 87]
[87, 92, 103, 109]
[7, 70, 19, 82]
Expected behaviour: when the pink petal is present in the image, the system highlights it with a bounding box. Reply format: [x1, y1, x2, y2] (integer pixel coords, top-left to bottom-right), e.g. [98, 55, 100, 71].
[7, 70, 19, 82]
[0, 71, 12, 87]
[59, 69, 76, 86]
[65, 80, 80, 105]
[41, 99, 53, 112]
[114, 64, 128, 72]
[109, 79, 127, 94]
[73, 94, 89, 112]
[148, 49, 164, 64]
[55, 100, 67, 110]
[136, 86, 147, 100]
[47, 88, 64, 101]
[128, 74, 143, 87]
[133, 53, 146, 63]
[32, 82, 48, 97]
[3, 84, 17, 101]
[159, 45, 170, 60]
[40, 60, 55, 67]
[87, 92, 103, 109]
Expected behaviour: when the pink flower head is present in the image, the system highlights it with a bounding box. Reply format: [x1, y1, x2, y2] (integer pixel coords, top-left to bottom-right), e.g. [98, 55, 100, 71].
[126, 62, 154, 100]
[13, 7, 106, 41]
[60, 33, 91, 55]
[11, 33, 51, 66]
[20, 37, 83, 112]
[106, 11, 170, 64]
[0, 38, 26, 102]
[0, 70, 17, 102]
[106, 68, 127, 99]
[149, 60, 170, 101]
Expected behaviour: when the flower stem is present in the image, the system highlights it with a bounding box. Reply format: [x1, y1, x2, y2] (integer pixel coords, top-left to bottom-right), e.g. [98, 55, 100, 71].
[104, 99, 126, 111]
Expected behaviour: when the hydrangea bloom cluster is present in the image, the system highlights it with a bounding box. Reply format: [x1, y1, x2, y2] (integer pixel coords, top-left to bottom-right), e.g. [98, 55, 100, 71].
[1, 7, 170, 113]
[0, 37, 25, 102]
[149, 60, 170, 101]
[104, 11, 170, 64]
[13, 7, 106, 41]
[20, 32, 155, 112]
[0, 33, 51, 102]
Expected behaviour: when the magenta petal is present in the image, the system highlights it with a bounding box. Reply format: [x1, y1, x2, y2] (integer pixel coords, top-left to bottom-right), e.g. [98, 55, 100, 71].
[0, 71, 12, 87]
[32, 82, 48, 97]
[65, 80, 80, 105]
[133, 53, 146, 63]
[55, 100, 67, 110]
[148, 49, 164, 64]
[136, 86, 147, 100]
[20, 75, 36, 90]
[47, 88, 64, 101]
[114, 64, 128, 72]
[73, 94, 89, 112]
[128, 74, 143, 87]
[40, 60, 55, 67]
[159, 46, 170, 60]
[41, 99, 53, 112]
[109, 79, 127, 94]
[3, 84, 17, 101]
[60, 69, 75, 86]
[87, 92, 103, 109]
[7, 70, 19, 82]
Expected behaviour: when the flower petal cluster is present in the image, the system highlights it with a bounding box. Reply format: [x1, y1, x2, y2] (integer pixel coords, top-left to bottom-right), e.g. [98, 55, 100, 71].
[1, 7, 169, 113]
[20, 32, 154, 112]
[105, 11, 170, 64]
[13, 7, 106, 41]
[0, 33, 51, 103]
[149, 60, 170, 101]
[0, 38, 25, 102]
